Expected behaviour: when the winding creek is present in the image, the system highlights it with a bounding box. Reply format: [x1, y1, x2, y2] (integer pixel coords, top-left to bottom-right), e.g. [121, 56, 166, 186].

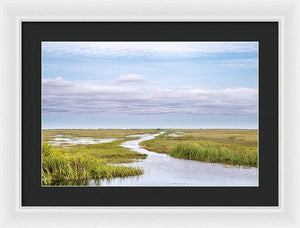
[89, 132, 259, 186]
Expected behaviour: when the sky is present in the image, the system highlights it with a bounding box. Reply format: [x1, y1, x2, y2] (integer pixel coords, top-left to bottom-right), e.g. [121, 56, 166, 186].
[42, 42, 258, 129]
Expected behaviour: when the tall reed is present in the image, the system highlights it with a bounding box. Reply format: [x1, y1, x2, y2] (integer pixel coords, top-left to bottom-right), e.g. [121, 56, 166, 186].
[42, 143, 143, 185]
[170, 141, 258, 167]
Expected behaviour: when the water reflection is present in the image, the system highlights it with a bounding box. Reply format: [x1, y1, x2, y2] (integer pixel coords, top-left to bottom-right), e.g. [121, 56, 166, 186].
[50, 179, 90, 186]
[89, 175, 142, 186]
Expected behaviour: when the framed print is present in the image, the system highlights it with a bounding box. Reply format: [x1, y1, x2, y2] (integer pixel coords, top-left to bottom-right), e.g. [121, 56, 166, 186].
[21, 22, 278, 206]
[5, 0, 300, 226]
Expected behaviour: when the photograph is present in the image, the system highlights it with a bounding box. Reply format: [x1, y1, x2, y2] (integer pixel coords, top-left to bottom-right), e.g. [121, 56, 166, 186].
[41, 41, 259, 187]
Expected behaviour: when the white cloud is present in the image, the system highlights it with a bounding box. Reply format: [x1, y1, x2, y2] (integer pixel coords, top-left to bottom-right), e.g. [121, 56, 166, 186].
[42, 78, 258, 116]
[42, 42, 258, 58]
[116, 74, 148, 83]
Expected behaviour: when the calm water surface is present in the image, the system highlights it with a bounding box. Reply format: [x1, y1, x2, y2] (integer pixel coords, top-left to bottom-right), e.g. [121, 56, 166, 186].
[89, 133, 258, 186]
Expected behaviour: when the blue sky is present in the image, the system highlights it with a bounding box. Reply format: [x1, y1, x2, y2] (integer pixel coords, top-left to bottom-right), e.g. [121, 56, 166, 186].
[42, 42, 258, 129]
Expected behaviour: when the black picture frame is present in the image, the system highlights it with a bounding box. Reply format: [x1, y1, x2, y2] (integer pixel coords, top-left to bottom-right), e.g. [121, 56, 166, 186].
[22, 22, 278, 206]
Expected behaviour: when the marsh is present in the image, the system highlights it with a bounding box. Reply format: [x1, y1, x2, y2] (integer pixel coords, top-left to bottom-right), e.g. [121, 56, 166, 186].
[42, 129, 258, 186]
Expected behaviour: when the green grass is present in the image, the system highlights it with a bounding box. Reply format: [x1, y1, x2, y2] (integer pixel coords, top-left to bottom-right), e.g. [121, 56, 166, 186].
[170, 141, 258, 167]
[140, 129, 258, 167]
[64, 139, 146, 164]
[42, 143, 143, 186]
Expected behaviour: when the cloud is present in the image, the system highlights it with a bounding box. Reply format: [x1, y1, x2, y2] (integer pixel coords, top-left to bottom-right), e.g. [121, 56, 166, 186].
[116, 74, 148, 83]
[42, 78, 258, 116]
[42, 42, 258, 58]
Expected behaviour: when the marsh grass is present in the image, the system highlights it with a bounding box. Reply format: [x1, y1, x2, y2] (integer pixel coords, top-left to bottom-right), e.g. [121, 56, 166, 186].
[42, 143, 143, 185]
[42, 130, 154, 185]
[64, 139, 146, 163]
[170, 141, 258, 167]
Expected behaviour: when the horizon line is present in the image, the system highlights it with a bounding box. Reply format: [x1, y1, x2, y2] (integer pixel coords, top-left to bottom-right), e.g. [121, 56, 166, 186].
[42, 128, 258, 130]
